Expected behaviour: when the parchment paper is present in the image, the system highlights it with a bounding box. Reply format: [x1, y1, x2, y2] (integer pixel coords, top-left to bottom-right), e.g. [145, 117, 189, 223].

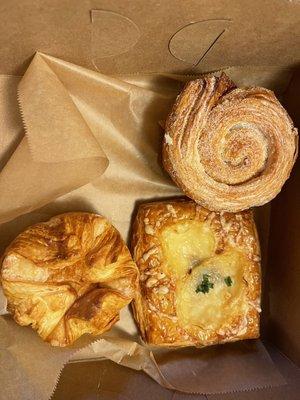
[0, 53, 291, 400]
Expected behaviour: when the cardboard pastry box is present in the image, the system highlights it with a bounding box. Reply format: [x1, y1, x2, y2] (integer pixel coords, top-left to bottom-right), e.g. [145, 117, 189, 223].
[0, 1, 299, 399]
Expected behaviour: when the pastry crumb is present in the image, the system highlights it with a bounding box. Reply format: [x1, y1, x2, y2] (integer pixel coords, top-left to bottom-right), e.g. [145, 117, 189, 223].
[165, 133, 173, 145]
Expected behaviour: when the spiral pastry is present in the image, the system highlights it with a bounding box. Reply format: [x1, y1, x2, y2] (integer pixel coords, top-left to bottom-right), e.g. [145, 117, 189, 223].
[163, 73, 298, 212]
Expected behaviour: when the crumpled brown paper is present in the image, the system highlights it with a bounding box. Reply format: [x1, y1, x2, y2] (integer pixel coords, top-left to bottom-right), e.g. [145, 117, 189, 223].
[0, 53, 291, 400]
[0, 53, 108, 225]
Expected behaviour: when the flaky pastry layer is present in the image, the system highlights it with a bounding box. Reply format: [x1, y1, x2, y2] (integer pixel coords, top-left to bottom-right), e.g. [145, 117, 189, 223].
[132, 200, 261, 347]
[163, 73, 298, 212]
[1, 212, 138, 346]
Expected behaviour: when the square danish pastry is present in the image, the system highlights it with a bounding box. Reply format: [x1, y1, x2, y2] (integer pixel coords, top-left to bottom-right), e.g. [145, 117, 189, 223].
[132, 200, 261, 347]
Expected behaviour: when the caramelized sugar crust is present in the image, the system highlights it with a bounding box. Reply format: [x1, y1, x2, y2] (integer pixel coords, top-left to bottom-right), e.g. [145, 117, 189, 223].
[162, 73, 298, 212]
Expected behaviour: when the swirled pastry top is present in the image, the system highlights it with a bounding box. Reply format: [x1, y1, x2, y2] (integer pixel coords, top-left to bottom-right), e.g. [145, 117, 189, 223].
[163, 73, 298, 212]
[1, 212, 138, 346]
[132, 200, 261, 347]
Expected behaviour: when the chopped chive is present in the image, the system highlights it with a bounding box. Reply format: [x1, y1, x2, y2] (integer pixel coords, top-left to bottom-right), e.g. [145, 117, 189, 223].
[224, 276, 233, 286]
[196, 274, 214, 294]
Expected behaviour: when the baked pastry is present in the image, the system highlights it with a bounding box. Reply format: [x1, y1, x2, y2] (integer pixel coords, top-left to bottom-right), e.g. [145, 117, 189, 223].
[163, 73, 298, 212]
[1, 212, 138, 346]
[132, 200, 261, 347]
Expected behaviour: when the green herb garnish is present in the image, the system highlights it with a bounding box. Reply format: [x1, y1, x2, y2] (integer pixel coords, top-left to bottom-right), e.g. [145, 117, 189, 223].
[224, 276, 233, 286]
[195, 274, 214, 294]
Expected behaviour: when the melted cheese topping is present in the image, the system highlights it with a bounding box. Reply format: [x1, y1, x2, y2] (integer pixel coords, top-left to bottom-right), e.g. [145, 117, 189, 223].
[176, 250, 250, 332]
[159, 220, 252, 335]
[160, 220, 216, 278]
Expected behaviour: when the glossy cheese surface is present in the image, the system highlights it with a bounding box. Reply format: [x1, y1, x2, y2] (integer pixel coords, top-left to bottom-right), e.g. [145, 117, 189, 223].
[132, 200, 261, 347]
[176, 248, 250, 332]
[160, 220, 216, 278]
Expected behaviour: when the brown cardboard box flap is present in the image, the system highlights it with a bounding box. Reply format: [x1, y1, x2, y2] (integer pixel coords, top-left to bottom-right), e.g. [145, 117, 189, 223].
[0, 53, 295, 399]
[0, 0, 299, 76]
[267, 71, 300, 366]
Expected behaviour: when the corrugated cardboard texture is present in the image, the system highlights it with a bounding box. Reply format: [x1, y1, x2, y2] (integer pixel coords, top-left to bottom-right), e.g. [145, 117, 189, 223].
[0, 0, 299, 75]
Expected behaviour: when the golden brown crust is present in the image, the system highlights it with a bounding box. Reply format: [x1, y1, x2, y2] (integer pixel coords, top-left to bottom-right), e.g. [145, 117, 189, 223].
[132, 200, 261, 347]
[163, 73, 298, 212]
[1, 212, 138, 346]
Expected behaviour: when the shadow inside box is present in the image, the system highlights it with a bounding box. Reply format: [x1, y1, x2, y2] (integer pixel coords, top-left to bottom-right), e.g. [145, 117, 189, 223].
[150, 340, 286, 394]
[52, 342, 300, 400]
[53, 358, 176, 400]
[102, 323, 140, 343]
[264, 64, 300, 367]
